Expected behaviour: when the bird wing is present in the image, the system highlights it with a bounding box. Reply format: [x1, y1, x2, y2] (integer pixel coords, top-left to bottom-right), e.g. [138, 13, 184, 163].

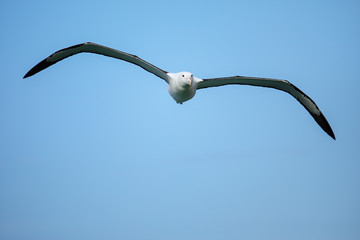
[197, 75, 335, 140]
[23, 42, 169, 82]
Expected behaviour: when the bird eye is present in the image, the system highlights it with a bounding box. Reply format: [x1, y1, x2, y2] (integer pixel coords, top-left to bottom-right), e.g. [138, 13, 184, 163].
[182, 75, 184, 77]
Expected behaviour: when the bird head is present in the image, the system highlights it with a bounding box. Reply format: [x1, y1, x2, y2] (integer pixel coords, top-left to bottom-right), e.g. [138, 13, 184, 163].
[178, 72, 193, 88]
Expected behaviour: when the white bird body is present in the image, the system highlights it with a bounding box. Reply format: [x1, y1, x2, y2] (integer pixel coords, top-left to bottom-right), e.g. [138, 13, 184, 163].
[167, 72, 199, 104]
[24, 42, 335, 139]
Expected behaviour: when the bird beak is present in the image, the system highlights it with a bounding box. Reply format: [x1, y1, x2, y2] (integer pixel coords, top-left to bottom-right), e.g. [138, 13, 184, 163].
[186, 77, 192, 86]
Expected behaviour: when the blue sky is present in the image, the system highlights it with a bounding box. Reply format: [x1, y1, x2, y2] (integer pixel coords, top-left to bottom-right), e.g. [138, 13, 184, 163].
[1, 0, 359, 239]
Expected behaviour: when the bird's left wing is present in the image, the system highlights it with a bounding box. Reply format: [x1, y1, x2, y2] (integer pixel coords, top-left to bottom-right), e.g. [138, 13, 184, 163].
[197, 75, 335, 140]
[24, 42, 169, 82]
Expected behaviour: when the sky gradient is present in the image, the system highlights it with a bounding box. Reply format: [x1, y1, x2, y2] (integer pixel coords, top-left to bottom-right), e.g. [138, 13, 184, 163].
[1, 0, 360, 239]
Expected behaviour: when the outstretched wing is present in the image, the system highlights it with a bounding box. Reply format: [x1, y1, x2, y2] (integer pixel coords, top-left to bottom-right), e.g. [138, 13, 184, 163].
[197, 75, 335, 140]
[24, 42, 169, 82]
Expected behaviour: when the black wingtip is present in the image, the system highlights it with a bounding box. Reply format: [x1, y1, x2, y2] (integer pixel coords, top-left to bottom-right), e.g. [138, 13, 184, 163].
[328, 128, 336, 140]
[314, 112, 336, 140]
[326, 127, 336, 140]
[23, 71, 32, 79]
[23, 58, 55, 79]
[289, 84, 336, 140]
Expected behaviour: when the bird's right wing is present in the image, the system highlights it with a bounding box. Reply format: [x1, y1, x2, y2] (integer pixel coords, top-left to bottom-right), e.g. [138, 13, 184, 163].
[24, 42, 169, 83]
[197, 75, 335, 140]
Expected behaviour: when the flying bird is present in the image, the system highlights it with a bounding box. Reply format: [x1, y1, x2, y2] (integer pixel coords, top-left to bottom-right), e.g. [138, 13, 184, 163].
[24, 42, 335, 139]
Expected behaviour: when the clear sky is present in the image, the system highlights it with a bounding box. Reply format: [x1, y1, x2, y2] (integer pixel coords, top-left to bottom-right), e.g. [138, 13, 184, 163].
[1, 0, 359, 239]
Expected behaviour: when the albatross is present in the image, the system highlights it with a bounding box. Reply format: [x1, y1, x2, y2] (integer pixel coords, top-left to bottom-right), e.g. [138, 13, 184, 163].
[24, 42, 335, 140]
